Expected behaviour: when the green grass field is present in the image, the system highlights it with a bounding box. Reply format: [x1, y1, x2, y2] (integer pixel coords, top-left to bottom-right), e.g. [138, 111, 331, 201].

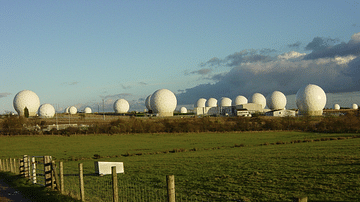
[1, 131, 359, 201]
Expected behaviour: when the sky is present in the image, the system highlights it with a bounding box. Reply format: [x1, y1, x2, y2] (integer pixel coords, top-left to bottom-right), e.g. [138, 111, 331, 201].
[1, 0, 360, 113]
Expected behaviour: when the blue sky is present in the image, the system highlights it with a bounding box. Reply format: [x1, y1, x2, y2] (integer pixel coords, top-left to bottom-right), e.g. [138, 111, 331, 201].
[1, 0, 360, 113]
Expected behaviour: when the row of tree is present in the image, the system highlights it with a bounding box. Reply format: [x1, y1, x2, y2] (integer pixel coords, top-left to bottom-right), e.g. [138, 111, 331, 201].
[1, 112, 360, 136]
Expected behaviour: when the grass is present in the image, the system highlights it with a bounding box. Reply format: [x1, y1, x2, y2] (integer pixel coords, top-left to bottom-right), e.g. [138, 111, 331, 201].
[1, 131, 359, 201]
[0, 172, 80, 202]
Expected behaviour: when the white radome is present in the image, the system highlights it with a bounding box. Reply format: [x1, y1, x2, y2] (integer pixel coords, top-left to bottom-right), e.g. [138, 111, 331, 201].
[64, 107, 70, 114]
[150, 89, 177, 116]
[38, 104, 55, 118]
[334, 104, 340, 110]
[233, 95, 248, 106]
[114, 99, 130, 113]
[251, 93, 266, 109]
[69, 106, 77, 115]
[352, 103, 358, 110]
[296, 84, 327, 115]
[84, 107, 92, 113]
[145, 94, 152, 111]
[266, 91, 287, 110]
[195, 98, 207, 108]
[180, 107, 187, 113]
[220, 97, 232, 107]
[206, 98, 217, 107]
[13, 90, 40, 116]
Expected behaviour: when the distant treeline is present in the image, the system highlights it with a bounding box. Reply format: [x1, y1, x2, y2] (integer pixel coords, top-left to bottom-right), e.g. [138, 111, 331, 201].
[1, 111, 360, 136]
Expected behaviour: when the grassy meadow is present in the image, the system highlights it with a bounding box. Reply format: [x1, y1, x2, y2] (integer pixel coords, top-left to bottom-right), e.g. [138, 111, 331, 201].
[0, 131, 359, 201]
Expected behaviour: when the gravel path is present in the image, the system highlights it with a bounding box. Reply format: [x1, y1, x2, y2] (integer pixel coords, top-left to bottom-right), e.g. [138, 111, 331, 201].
[0, 178, 32, 202]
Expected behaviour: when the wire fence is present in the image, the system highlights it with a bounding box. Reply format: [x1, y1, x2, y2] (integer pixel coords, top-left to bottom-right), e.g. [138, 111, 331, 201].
[0, 156, 308, 202]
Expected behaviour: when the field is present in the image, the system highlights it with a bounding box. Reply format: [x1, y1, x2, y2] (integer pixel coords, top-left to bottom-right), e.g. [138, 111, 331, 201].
[0, 131, 359, 201]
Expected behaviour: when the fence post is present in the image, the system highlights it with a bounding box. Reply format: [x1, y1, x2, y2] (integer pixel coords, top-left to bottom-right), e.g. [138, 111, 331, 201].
[20, 157, 24, 175]
[51, 160, 61, 191]
[10, 158, 14, 173]
[31, 157, 36, 184]
[79, 163, 85, 202]
[112, 166, 119, 202]
[0, 159, 2, 171]
[6, 159, 9, 172]
[60, 161, 64, 194]
[44, 156, 52, 187]
[23, 155, 28, 177]
[13, 158, 17, 174]
[27, 157, 31, 179]
[17, 159, 21, 174]
[293, 196, 308, 202]
[167, 175, 175, 202]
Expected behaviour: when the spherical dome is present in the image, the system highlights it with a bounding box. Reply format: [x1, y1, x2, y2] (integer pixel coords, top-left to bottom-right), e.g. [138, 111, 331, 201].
[145, 94, 152, 111]
[69, 106, 77, 115]
[195, 98, 206, 108]
[233, 95, 248, 106]
[334, 104, 340, 110]
[13, 90, 40, 116]
[64, 107, 70, 114]
[296, 84, 326, 115]
[114, 99, 130, 113]
[150, 89, 177, 115]
[180, 107, 187, 113]
[38, 104, 55, 118]
[251, 93, 266, 109]
[84, 107, 92, 113]
[206, 98, 217, 107]
[266, 91, 287, 110]
[220, 97, 232, 107]
[352, 103, 358, 110]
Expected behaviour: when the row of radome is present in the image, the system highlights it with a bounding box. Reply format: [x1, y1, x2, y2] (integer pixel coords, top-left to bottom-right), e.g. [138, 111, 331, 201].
[11, 84, 358, 118]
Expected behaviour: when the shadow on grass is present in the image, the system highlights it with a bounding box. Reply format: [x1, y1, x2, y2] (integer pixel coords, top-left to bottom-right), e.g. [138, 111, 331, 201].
[0, 172, 80, 202]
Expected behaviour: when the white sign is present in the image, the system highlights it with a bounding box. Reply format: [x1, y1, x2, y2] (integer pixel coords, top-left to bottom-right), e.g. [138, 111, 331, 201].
[94, 161, 124, 175]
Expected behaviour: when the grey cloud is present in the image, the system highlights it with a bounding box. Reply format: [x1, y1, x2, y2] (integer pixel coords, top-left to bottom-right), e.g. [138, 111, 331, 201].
[177, 33, 360, 106]
[224, 49, 274, 67]
[178, 57, 356, 105]
[288, 41, 302, 48]
[305, 37, 340, 51]
[199, 57, 222, 67]
[304, 34, 360, 60]
[200, 49, 276, 69]
[0, 93, 11, 98]
[189, 68, 213, 76]
[139, 82, 147, 86]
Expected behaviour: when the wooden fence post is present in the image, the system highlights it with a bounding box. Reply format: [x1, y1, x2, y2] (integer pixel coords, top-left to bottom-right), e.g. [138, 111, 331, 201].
[51, 161, 61, 191]
[0, 159, 2, 171]
[293, 196, 308, 202]
[19, 158, 24, 175]
[167, 175, 175, 202]
[60, 161, 64, 194]
[112, 166, 119, 202]
[27, 157, 31, 179]
[10, 158, 13, 173]
[13, 158, 17, 174]
[31, 157, 36, 184]
[44, 156, 52, 187]
[79, 163, 85, 202]
[23, 155, 28, 177]
[6, 159, 9, 172]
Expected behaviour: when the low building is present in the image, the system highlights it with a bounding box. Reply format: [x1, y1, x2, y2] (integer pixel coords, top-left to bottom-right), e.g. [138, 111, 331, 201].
[265, 109, 296, 117]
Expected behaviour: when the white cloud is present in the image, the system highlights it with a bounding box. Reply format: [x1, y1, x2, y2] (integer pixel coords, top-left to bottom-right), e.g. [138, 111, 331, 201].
[350, 32, 360, 43]
[277, 51, 306, 60]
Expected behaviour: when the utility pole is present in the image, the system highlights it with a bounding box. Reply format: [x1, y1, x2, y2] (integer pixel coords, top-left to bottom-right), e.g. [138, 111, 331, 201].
[102, 99, 105, 120]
